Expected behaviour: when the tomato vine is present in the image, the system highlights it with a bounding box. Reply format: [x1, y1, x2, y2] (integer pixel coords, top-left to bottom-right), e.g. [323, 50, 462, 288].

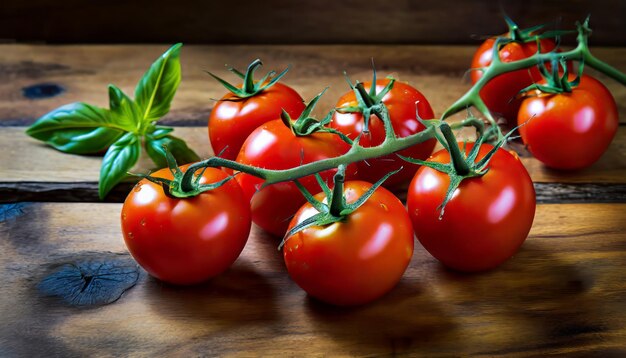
[168, 17, 625, 199]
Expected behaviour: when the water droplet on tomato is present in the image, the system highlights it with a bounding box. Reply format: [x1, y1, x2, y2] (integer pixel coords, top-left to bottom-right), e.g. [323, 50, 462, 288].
[379, 203, 388, 212]
[140, 218, 146, 226]
[122, 213, 127, 221]
[127, 232, 134, 239]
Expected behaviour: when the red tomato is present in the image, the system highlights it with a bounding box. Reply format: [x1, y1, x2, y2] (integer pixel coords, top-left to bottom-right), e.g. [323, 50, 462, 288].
[518, 74, 619, 170]
[236, 119, 356, 237]
[121, 165, 251, 285]
[407, 144, 536, 272]
[471, 36, 559, 121]
[209, 83, 305, 160]
[331, 79, 436, 188]
[284, 181, 414, 306]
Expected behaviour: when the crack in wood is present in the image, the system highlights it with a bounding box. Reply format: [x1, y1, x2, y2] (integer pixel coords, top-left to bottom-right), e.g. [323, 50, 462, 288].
[1, 181, 626, 204]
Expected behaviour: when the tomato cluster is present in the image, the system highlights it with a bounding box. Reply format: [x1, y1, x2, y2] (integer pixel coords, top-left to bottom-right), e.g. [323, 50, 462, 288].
[471, 27, 618, 170]
[119, 20, 621, 307]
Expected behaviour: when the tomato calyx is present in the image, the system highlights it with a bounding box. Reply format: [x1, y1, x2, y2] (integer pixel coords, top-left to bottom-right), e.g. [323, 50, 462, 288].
[137, 146, 235, 199]
[503, 16, 575, 44]
[336, 64, 396, 134]
[279, 164, 400, 249]
[401, 122, 515, 218]
[504, 16, 543, 43]
[519, 57, 584, 96]
[206, 59, 290, 99]
[280, 88, 353, 144]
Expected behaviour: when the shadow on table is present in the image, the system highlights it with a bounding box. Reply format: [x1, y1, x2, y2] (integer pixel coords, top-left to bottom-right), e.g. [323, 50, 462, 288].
[143, 258, 278, 325]
[427, 240, 615, 355]
[304, 277, 456, 354]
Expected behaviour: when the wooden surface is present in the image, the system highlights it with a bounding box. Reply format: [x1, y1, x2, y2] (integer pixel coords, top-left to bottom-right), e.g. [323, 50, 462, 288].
[1, 0, 625, 45]
[1, 203, 625, 356]
[1, 44, 626, 356]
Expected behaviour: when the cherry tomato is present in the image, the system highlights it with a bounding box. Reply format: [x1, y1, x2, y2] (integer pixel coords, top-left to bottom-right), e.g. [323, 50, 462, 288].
[284, 181, 414, 306]
[209, 83, 305, 160]
[471, 36, 559, 121]
[121, 165, 251, 285]
[236, 119, 356, 237]
[518, 74, 619, 170]
[407, 143, 536, 272]
[331, 79, 436, 188]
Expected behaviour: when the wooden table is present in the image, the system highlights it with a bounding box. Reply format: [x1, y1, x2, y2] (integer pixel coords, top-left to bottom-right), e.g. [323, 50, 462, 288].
[1, 45, 625, 356]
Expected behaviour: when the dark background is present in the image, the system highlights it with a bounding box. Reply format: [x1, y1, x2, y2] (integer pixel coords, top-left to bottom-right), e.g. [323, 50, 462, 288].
[1, 0, 624, 45]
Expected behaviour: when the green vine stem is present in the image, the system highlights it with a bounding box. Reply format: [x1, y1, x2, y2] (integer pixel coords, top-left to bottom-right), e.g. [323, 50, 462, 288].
[181, 113, 438, 191]
[442, 17, 626, 130]
[173, 17, 624, 195]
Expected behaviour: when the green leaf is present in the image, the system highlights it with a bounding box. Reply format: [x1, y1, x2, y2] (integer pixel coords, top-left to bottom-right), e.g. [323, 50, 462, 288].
[149, 125, 174, 139]
[26, 102, 126, 154]
[109, 84, 141, 131]
[134, 43, 182, 124]
[145, 134, 200, 169]
[99, 132, 141, 199]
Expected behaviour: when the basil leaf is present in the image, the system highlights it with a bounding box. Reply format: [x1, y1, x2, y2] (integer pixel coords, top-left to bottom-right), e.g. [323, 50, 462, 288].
[134, 43, 182, 124]
[99, 132, 141, 199]
[146, 125, 174, 139]
[145, 134, 200, 169]
[109, 84, 141, 131]
[26, 102, 126, 154]
[39, 127, 124, 154]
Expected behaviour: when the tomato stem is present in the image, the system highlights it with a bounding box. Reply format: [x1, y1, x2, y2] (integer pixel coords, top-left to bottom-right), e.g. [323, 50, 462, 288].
[329, 165, 346, 217]
[243, 59, 263, 93]
[355, 82, 376, 108]
[440, 123, 470, 175]
[181, 158, 268, 193]
[505, 16, 524, 42]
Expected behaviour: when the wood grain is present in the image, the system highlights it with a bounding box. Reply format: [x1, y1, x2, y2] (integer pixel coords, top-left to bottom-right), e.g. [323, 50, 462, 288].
[1, 45, 625, 127]
[1, 202, 625, 356]
[2, 126, 626, 202]
[1, 0, 624, 45]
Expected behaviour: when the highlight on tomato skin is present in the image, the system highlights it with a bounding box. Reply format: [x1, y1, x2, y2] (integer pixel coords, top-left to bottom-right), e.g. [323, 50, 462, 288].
[331, 79, 437, 188]
[517, 74, 619, 170]
[121, 165, 252, 285]
[283, 180, 414, 306]
[407, 143, 536, 272]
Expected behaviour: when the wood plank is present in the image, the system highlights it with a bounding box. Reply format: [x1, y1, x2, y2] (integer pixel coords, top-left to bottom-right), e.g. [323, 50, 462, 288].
[1, 45, 625, 127]
[1, 0, 624, 45]
[2, 126, 626, 203]
[1, 202, 625, 356]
